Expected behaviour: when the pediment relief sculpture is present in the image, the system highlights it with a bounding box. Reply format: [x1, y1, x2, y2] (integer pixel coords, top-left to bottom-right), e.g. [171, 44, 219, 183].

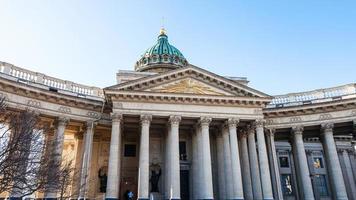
[148, 78, 227, 96]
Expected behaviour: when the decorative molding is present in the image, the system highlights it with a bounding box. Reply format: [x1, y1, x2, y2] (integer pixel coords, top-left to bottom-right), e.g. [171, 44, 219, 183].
[227, 118, 239, 128]
[246, 124, 255, 135]
[87, 111, 100, 118]
[169, 115, 181, 125]
[351, 110, 356, 116]
[110, 113, 123, 123]
[27, 100, 41, 108]
[291, 126, 304, 135]
[254, 118, 265, 128]
[321, 122, 334, 132]
[57, 116, 69, 126]
[199, 116, 212, 126]
[238, 129, 248, 138]
[319, 113, 332, 120]
[140, 114, 152, 125]
[289, 116, 302, 123]
[58, 106, 71, 114]
[151, 78, 225, 96]
[253, 108, 263, 115]
[265, 119, 274, 125]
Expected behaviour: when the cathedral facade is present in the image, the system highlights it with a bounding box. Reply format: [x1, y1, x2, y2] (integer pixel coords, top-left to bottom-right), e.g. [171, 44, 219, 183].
[0, 29, 355, 200]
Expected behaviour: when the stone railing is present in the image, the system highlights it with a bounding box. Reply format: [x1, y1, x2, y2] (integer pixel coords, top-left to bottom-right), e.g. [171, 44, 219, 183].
[267, 83, 356, 108]
[0, 61, 104, 101]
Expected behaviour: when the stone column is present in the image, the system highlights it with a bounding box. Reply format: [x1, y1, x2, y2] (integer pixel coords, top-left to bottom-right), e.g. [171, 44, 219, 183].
[165, 125, 172, 200]
[216, 131, 226, 200]
[192, 127, 199, 199]
[138, 114, 152, 200]
[247, 124, 263, 200]
[239, 130, 253, 200]
[223, 125, 233, 199]
[266, 128, 283, 200]
[255, 119, 273, 200]
[199, 117, 214, 200]
[342, 149, 356, 199]
[106, 113, 123, 200]
[44, 117, 69, 199]
[291, 126, 314, 200]
[78, 121, 95, 199]
[227, 118, 244, 200]
[321, 123, 348, 200]
[167, 115, 181, 200]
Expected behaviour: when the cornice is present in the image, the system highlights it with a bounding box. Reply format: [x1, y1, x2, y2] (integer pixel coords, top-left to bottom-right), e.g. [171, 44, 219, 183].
[0, 77, 104, 111]
[106, 90, 270, 107]
[264, 97, 356, 118]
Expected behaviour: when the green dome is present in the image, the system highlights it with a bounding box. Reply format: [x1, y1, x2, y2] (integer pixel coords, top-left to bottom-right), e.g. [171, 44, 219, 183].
[135, 28, 188, 73]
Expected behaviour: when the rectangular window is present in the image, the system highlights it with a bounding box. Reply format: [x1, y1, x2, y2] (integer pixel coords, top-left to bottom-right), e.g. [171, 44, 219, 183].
[179, 141, 187, 161]
[124, 144, 136, 157]
[279, 156, 289, 168]
[313, 157, 324, 169]
[281, 174, 293, 196]
[314, 174, 329, 197]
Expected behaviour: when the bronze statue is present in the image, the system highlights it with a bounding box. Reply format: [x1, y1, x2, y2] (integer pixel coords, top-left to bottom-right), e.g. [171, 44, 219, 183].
[98, 168, 107, 193]
[150, 168, 161, 192]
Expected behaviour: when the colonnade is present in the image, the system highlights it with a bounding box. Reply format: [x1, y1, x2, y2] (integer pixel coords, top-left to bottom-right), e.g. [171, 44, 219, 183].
[9, 114, 353, 200]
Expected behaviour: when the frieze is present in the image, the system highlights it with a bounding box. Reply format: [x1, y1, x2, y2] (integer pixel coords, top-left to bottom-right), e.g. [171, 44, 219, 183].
[351, 110, 356, 116]
[289, 116, 302, 123]
[319, 113, 332, 120]
[87, 111, 100, 119]
[253, 108, 263, 115]
[265, 119, 274, 125]
[27, 100, 41, 108]
[58, 106, 71, 114]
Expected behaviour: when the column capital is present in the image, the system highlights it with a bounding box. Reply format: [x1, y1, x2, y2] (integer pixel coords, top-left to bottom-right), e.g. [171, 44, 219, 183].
[85, 121, 97, 130]
[291, 126, 304, 135]
[227, 118, 239, 128]
[254, 118, 265, 128]
[140, 114, 152, 125]
[266, 128, 276, 137]
[169, 115, 181, 126]
[57, 116, 69, 126]
[238, 129, 248, 139]
[199, 116, 212, 127]
[246, 124, 255, 135]
[110, 112, 123, 123]
[321, 123, 334, 133]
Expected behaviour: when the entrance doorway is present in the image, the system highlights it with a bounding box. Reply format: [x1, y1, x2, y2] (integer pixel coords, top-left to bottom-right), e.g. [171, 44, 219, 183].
[180, 170, 190, 200]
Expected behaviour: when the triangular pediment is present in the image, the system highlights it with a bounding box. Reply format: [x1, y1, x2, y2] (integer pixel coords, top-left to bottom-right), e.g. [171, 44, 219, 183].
[105, 65, 270, 98]
[147, 77, 231, 96]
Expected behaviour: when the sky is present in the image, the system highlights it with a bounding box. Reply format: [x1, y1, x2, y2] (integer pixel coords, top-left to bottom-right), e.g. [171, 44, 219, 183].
[0, 0, 355, 95]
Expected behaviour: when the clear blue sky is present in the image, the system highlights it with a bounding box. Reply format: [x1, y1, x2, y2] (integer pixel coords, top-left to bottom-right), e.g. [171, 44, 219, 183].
[0, 0, 355, 95]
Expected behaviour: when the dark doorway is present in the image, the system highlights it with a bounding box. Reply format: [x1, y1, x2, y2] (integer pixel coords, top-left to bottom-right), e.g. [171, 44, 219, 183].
[180, 170, 190, 200]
